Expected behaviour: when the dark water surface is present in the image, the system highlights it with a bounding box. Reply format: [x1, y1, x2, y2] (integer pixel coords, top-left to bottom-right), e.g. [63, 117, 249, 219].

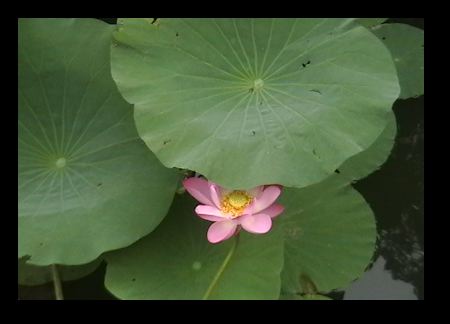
[18, 18, 424, 300]
[343, 96, 424, 300]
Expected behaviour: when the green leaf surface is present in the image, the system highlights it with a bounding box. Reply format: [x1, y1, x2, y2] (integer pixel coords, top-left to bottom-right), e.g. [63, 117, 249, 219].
[356, 18, 388, 28]
[337, 111, 397, 181]
[280, 293, 332, 300]
[111, 18, 400, 189]
[373, 23, 424, 99]
[279, 175, 377, 294]
[19, 18, 179, 265]
[300, 294, 333, 300]
[104, 195, 284, 300]
[18, 257, 102, 286]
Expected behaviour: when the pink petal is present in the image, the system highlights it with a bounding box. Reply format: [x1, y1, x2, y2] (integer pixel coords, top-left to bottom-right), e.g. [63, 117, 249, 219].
[195, 205, 223, 216]
[195, 205, 226, 222]
[198, 214, 226, 222]
[258, 203, 285, 219]
[248, 186, 282, 214]
[239, 214, 272, 234]
[209, 184, 222, 209]
[207, 220, 238, 244]
[247, 186, 264, 198]
[183, 177, 214, 206]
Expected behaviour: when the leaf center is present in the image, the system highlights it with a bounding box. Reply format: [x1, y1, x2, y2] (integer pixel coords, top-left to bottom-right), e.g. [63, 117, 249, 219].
[253, 78, 264, 91]
[55, 157, 67, 169]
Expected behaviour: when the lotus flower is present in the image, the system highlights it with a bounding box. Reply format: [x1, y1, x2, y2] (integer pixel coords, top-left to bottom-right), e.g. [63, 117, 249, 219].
[183, 177, 284, 244]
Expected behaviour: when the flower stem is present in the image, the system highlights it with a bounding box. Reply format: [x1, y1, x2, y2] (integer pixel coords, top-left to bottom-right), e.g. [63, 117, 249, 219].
[51, 264, 64, 300]
[202, 233, 240, 300]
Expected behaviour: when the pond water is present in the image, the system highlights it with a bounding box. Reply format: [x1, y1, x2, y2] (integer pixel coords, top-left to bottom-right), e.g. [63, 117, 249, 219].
[18, 18, 424, 300]
[341, 95, 424, 300]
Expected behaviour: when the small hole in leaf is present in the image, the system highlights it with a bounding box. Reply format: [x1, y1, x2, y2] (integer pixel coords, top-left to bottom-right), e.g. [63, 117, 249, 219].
[251, 130, 256, 135]
[176, 32, 179, 37]
[97, 183, 102, 187]
[381, 36, 386, 40]
[335, 169, 341, 174]
[163, 139, 171, 145]
[312, 149, 321, 159]
[301, 60, 311, 68]
[151, 18, 158, 25]
[131, 278, 136, 282]
[309, 89, 322, 95]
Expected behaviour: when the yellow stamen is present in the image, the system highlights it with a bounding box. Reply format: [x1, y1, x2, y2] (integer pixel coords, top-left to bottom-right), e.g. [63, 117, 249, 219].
[221, 190, 252, 218]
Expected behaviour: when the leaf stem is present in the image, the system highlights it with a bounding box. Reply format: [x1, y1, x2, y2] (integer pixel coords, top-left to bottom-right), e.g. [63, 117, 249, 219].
[202, 233, 240, 300]
[51, 264, 64, 300]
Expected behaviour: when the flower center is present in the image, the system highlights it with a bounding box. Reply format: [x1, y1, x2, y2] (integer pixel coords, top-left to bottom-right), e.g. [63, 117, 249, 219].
[221, 190, 252, 218]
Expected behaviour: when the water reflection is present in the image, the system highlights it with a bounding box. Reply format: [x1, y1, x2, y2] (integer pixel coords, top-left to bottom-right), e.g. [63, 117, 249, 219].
[348, 96, 424, 300]
[344, 256, 417, 300]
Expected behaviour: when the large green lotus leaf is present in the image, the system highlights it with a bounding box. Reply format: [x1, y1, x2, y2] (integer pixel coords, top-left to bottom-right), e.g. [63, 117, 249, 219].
[356, 18, 388, 28]
[18, 257, 102, 286]
[373, 23, 424, 99]
[18, 18, 179, 265]
[279, 175, 377, 294]
[297, 294, 332, 300]
[104, 195, 284, 300]
[336, 110, 397, 181]
[111, 18, 400, 189]
[280, 293, 332, 300]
